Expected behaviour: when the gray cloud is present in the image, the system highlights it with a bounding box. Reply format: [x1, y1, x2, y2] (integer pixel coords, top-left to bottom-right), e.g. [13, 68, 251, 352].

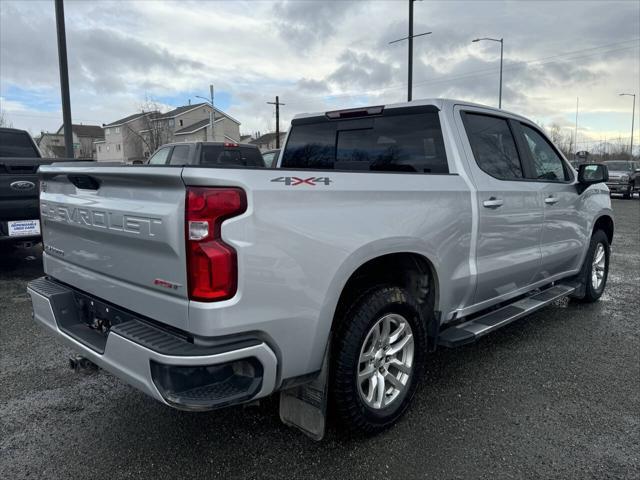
[327, 49, 397, 91]
[272, 0, 362, 49]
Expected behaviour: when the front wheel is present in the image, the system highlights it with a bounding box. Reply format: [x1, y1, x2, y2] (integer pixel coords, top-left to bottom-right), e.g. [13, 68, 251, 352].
[573, 230, 610, 303]
[331, 286, 427, 434]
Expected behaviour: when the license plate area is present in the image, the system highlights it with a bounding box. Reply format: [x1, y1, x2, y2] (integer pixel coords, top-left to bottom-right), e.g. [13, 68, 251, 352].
[8, 219, 41, 237]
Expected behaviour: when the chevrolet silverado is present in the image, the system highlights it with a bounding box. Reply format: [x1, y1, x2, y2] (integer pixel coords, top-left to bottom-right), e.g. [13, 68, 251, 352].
[27, 99, 613, 439]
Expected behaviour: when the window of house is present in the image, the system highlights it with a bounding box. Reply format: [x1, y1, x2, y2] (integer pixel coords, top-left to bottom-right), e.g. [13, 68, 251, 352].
[520, 124, 569, 182]
[115, 127, 120, 134]
[462, 113, 523, 180]
[168, 119, 175, 127]
[105, 128, 110, 135]
[106, 145, 110, 152]
[179, 119, 183, 127]
[98, 146, 101, 152]
[116, 144, 121, 151]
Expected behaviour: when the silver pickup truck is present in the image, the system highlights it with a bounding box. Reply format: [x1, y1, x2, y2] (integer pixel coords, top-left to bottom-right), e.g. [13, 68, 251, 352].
[28, 99, 613, 439]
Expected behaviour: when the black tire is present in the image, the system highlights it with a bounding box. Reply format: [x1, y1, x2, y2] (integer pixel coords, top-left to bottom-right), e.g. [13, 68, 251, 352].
[572, 230, 610, 303]
[331, 285, 427, 434]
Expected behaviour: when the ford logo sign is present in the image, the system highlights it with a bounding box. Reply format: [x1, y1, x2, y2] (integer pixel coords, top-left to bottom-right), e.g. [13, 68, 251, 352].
[10, 181, 36, 191]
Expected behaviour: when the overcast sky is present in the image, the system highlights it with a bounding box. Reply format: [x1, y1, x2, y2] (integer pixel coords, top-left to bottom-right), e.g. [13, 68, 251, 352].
[1, 0, 638, 149]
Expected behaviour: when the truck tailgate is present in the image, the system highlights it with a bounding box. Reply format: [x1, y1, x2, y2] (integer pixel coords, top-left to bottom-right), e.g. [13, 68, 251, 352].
[38, 165, 189, 330]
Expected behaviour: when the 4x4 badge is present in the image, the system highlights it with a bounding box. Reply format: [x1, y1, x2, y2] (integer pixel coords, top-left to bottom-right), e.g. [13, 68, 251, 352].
[271, 176, 332, 186]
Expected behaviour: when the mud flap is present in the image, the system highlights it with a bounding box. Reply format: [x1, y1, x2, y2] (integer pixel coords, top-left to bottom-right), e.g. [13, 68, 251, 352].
[279, 342, 330, 441]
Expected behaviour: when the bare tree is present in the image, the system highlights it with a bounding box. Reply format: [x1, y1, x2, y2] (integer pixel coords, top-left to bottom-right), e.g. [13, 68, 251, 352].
[0, 109, 12, 128]
[545, 123, 572, 157]
[121, 97, 172, 159]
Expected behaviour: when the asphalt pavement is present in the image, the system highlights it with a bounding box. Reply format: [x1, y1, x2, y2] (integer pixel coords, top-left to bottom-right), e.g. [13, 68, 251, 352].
[1, 198, 638, 479]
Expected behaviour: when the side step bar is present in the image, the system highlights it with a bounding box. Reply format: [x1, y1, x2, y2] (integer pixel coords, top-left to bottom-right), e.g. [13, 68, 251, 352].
[438, 284, 576, 348]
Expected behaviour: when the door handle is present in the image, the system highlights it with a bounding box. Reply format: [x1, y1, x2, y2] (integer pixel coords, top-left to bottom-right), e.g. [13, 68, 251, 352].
[483, 197, 504, 208]
[545, 195, 559, 205]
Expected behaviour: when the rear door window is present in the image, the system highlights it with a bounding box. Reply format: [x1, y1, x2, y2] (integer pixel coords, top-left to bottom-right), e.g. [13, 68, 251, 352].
[281, 111, 449, 173]
[147, 147, 171, 165]
[520, 124, 569, 182]
[169, 145, 190, 165]
[463, 113, 523, 180]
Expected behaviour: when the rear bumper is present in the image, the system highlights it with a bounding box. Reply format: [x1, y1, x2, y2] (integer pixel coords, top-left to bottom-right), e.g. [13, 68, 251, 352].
[27, 277, 278, 410]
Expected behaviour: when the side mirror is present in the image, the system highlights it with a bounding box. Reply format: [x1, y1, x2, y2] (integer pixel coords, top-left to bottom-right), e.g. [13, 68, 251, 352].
[578, 163, 608, 186]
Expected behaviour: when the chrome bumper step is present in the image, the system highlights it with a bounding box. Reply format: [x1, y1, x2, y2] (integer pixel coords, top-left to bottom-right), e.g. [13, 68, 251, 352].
[438, 284, 576, 348]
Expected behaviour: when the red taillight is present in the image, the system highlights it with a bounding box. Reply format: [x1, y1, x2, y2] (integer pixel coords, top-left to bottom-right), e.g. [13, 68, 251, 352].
[185, 187, 247, 301]
[224, 142, 239, 147]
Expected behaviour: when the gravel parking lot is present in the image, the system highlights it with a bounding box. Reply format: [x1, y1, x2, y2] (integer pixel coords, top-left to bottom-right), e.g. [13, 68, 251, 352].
[1, 198, 638, 480]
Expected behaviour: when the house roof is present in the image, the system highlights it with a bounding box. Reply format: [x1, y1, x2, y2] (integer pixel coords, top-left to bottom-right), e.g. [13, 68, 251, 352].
[249, 131, 287, 145]
[240, 134, 252, 142]
[104, 112, 156, 127]
[153, 102, 241, 125]
[57, 124, 104, 138]
[154, 103, 207, 120]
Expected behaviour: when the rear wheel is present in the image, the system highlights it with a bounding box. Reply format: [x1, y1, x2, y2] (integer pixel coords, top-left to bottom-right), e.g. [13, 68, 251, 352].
[573, 230, 610, 303]
[331, 286, 427, 434]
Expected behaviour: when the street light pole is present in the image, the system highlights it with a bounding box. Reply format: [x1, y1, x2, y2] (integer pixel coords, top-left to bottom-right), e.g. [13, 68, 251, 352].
[196, 85, 215, 142]
[498, 38, 503, 109]
[472, 37, 504, 109]
[54, 0, 73, 158]
[389, 0, 430, 102]
[209, 84, 214, 142]
[619, 93, 636, 158]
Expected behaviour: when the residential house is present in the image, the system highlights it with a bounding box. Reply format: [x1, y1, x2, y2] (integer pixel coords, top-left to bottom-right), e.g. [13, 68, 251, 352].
[37, 124, 104, 159]
[96, 103, 242, 163]
[249, 131, 287, 152]
[95, 112, 158, 163]
[147, 103, 241, 153]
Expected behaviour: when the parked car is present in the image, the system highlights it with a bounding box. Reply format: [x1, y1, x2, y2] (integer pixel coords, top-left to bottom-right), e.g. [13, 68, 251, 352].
[146, 141, 265, 168]
[603, 159, 640, 199]
[28, 99, 612, 439]
[0, 127, 80, 247]
[262, 149, 280, 168]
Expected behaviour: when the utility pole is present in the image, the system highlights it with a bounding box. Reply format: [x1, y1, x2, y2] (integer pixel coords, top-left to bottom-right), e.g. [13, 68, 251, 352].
[619, 93, 636, 158]
[389, 0, 431, 102]
[54, 0, 73, 158]
[267, 96, 285, 148]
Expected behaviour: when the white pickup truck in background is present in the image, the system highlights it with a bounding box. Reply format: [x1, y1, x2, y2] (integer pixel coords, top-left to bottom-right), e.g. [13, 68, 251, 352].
[28, 99, 612, 439]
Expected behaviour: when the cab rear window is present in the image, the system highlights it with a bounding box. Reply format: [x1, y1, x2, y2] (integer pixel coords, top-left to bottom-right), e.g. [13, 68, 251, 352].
[0, 130, 39, 158]
[281, 110, 449, 173]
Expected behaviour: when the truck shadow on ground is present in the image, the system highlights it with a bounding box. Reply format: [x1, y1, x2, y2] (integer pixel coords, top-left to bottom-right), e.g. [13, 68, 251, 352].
[42, 295, 611, 479]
